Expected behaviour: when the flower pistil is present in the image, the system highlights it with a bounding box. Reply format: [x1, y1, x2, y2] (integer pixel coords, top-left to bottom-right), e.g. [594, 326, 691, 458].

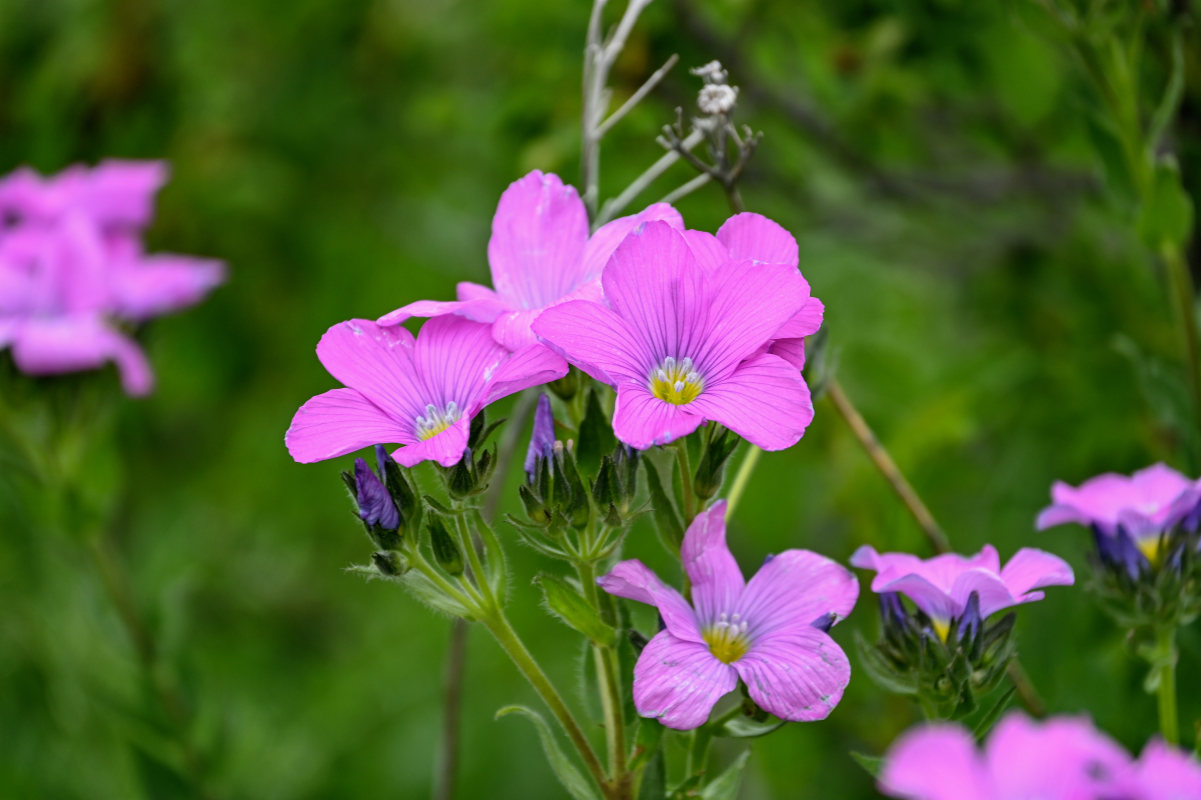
[649, 356, 703, 405]
[415, 401, 460, 440]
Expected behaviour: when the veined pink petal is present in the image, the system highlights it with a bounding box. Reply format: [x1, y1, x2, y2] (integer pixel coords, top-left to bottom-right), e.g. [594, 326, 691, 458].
[680, 501, 745, 626]
[715, 212, 799, 267]
[76, 159, 169, 228]
[456, 281, 501, 303]
[698, 262, 809, 381]
[946, 570, 1026, 620]
[393, 417, 471, 467]
[600, 221, 709, 365]
[11, 314, 153, 396]
[775, 297, 825, 340]
[1137, 740, 1201, 799]
[879, 724, 991, 800]
[633, 631, 736, 730]
[483, 343, 568, 406]
[490, 307, 542, 351]
[414, 315, 508, 412]
[872, 574, 958, 623]
[767, 338, 808, 371]
[731, 626, 850, 721]
[597, 559, 702, 643]
[687, 353, 813, 451]
[532, 299, 650, 385]
[612, 384, 705, 449]
[580, 202, 683, 280]
[681, 230, 729, 273]
[736, 549, 858, 639]
[286, 388, 413, 463]
[999, 548, 1074, 600]
[377, 296, 510, 327]
[110, 254, 226, 319]
[488, 171, 589, 309]
[315, 319, 427, 419]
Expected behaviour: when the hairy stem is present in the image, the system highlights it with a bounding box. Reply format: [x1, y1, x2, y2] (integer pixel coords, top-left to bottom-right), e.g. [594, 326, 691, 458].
[674, 440, 696, 525]
[578, 560, 629, 796]
[1155, 625, 1180, 745]
[724, 445, 761, 517]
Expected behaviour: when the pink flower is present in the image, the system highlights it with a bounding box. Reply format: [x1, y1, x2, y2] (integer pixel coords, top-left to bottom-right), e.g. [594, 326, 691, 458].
[850, 545, 1073, 641]
[286, 316, 567, 467]
[532, 220, 814, 450]
[1037, 464, 1201, 539]
[377, 170, 683, 351]
[597, 501, 858, 730]
[880, 712, 1201, 800]
[682, 212, 824, 369]
[0, 162, 224, 395]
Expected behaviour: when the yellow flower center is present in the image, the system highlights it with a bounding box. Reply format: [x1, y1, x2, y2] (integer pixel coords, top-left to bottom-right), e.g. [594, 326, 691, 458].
[1137, 535, 1165, 568]
[415, 402, 460, 441]
[649, 356, 703, 405]
[931, 618, 951, 643]
[702, 612, 750, 664]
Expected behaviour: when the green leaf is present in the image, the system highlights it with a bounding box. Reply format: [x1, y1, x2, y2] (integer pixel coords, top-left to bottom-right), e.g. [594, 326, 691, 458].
[398, 570, 472, 619]
[628, 718, 665, 771]
[971, 684, 1017, 740]
[639, 749, 666, 800]
[495, 705, 601, 800]
[850, 750, 884, 778]
[534, 573, 616, 647]
[700, 748, 750, 800]
[576, 387, 616, 475]
[644, 458, 684, 554]
[1138, 157, 1194, 249]
[717, 714, 786, 739]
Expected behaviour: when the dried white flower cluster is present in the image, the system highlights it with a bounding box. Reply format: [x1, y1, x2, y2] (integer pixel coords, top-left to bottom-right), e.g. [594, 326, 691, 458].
[691, 60, 738, 116]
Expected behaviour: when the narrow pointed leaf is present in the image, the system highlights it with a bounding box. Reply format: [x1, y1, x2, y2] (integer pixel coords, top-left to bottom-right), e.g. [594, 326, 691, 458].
[495, 705, 601, 800]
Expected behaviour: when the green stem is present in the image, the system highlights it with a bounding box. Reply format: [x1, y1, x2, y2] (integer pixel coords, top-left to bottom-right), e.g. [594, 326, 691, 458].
[1155, 625, 1180, 746]
[481, 609, 610, 794]
[725, 445, 761, 516]
[1162, 242, 1201, 452]
[578, 561, 629, 795]
[674, 441, 696, 525]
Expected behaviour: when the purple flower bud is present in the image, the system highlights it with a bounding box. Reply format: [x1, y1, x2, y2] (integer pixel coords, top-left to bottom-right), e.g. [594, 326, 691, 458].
[956, 591, 981, 644]
[354, 457, 399, 531]
[810, 613, 836, 632]
[524, 394, 555, 482]
[880, 592, 907, 630]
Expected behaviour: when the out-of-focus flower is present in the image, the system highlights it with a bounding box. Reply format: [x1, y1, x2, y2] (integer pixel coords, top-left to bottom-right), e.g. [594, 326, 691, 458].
[0, 161, 224, 395]
[683, 212, 823, 370]
[597, 501, 858, 729]
[533, 221, 813, 450]
[879, 711, 1201, 800]
[378, 171, 682, 351]
[1037, 464, 1201, 570]
[850, 545, 1073, 642]
[286, 316, 566, 467]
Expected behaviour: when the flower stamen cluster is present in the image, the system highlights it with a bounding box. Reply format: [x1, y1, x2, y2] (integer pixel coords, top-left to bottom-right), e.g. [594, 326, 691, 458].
[702, 611, 750, 663]
[649, 355, 703, 405]
[415, 401, 461, 440]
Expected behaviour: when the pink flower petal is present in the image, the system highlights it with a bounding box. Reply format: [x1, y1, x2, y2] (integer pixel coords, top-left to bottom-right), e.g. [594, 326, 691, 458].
[715, 212, 798, 267]
[872, 573, 958, 623]
[393, 417, 471, 468]
[483, 343, 568, 406]
[880, 723, 990, 800]
[681, 230, 728, 273]
[612, 384, 705, 449]
[580, 202, 683, 280]
[286, 388, 413, 463]
[999, 548, 1075, 599]
[767, 338, 807, 371]
[731, 626, 850, 721]
[946, 569, 1025, 620]
[775, 297, 824, 340]
[487, 171, 589, 309]
[633, 631, 737, 730]
[687, 353, 813, 451]
[736, 549, 858, 638]
[315, 319, 427, 419]
[986, 714, 1136, 800]
[532, 299, 650, 385]
[376, 296, 509, 327]
[11, 314, 153, 396]
[680, 501, 745, 626]
[413, 315, 508, 411]
[1137, 740, 1201, 799]
[110, 254, 226, 320]
[597, 559, 701, 643]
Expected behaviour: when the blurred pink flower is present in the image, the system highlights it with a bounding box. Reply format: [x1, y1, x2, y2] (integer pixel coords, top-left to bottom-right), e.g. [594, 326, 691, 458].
[0, 161, 224, 395]
[880, 712, 1201, 800]
[286, 316, 566, 467]
[850, 544, 1073, 640]
[378, 170, 683, 351]
[598, 501, 858, 729]
[533, 220, 814, 449]
[1037, 463, 1201, 539]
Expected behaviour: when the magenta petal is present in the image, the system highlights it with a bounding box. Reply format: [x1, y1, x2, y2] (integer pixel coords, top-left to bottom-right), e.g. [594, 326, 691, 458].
[946, 570, 1025, 620]
[316, 319, 427, 417]
[413, 315, 507, 411]
[612, 385, 705, 449]
[487, 171, 589, 308]
[732, 627, 850, 721]
[879, 724, 990, 800]
[393, 417, 470, 467]
[80, 159, 169, 228]
[1138, 740, 1201, 799]
[600, 221, 708, 362]
[11, 315, 153, 396]
[699, 263, 809, 380]
[1036, 501, 1091, 530]
[987, 714, 1136, 800]
[483, 343, 568, 406]
[1000, 548, 1075, 598]
[580, 202, 684, 280]
[737, 549, 858, 637]
[682, 230, 729, 273]
[286, 388, 411, 463]
[874, 574, 958, 622]
[687, 353, 813, 450]
[597, 559, 702, 643]
[775, 297, 825, 339]
[680, 501, 745, 626]
[768, 338, 807, 371]
[377, 296, 509, 327]
[532, 299, 649, 385]
[489, 307, 543, 350]
[715, 212, 799, 267]
[633, 631, 737, 730]
[110, 255, 226, 319]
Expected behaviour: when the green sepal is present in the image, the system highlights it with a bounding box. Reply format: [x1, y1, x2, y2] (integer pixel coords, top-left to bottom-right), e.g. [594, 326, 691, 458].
[699, 749, 750, 800]
[854, 630, 918, 695]
[534, 573, 616, 647]
[576, 387, 616, 475]
[716, 714, 785, 739]
[628, 718, 665, 772]
[428, 515, 464, 576]
[495, 705, 601, 800]
[849, 751, 884, 779]
[644, 458, 684, 554]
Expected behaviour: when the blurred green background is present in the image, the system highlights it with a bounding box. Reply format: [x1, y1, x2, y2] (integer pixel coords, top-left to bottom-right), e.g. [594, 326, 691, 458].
[1, 0, 1198, 797]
